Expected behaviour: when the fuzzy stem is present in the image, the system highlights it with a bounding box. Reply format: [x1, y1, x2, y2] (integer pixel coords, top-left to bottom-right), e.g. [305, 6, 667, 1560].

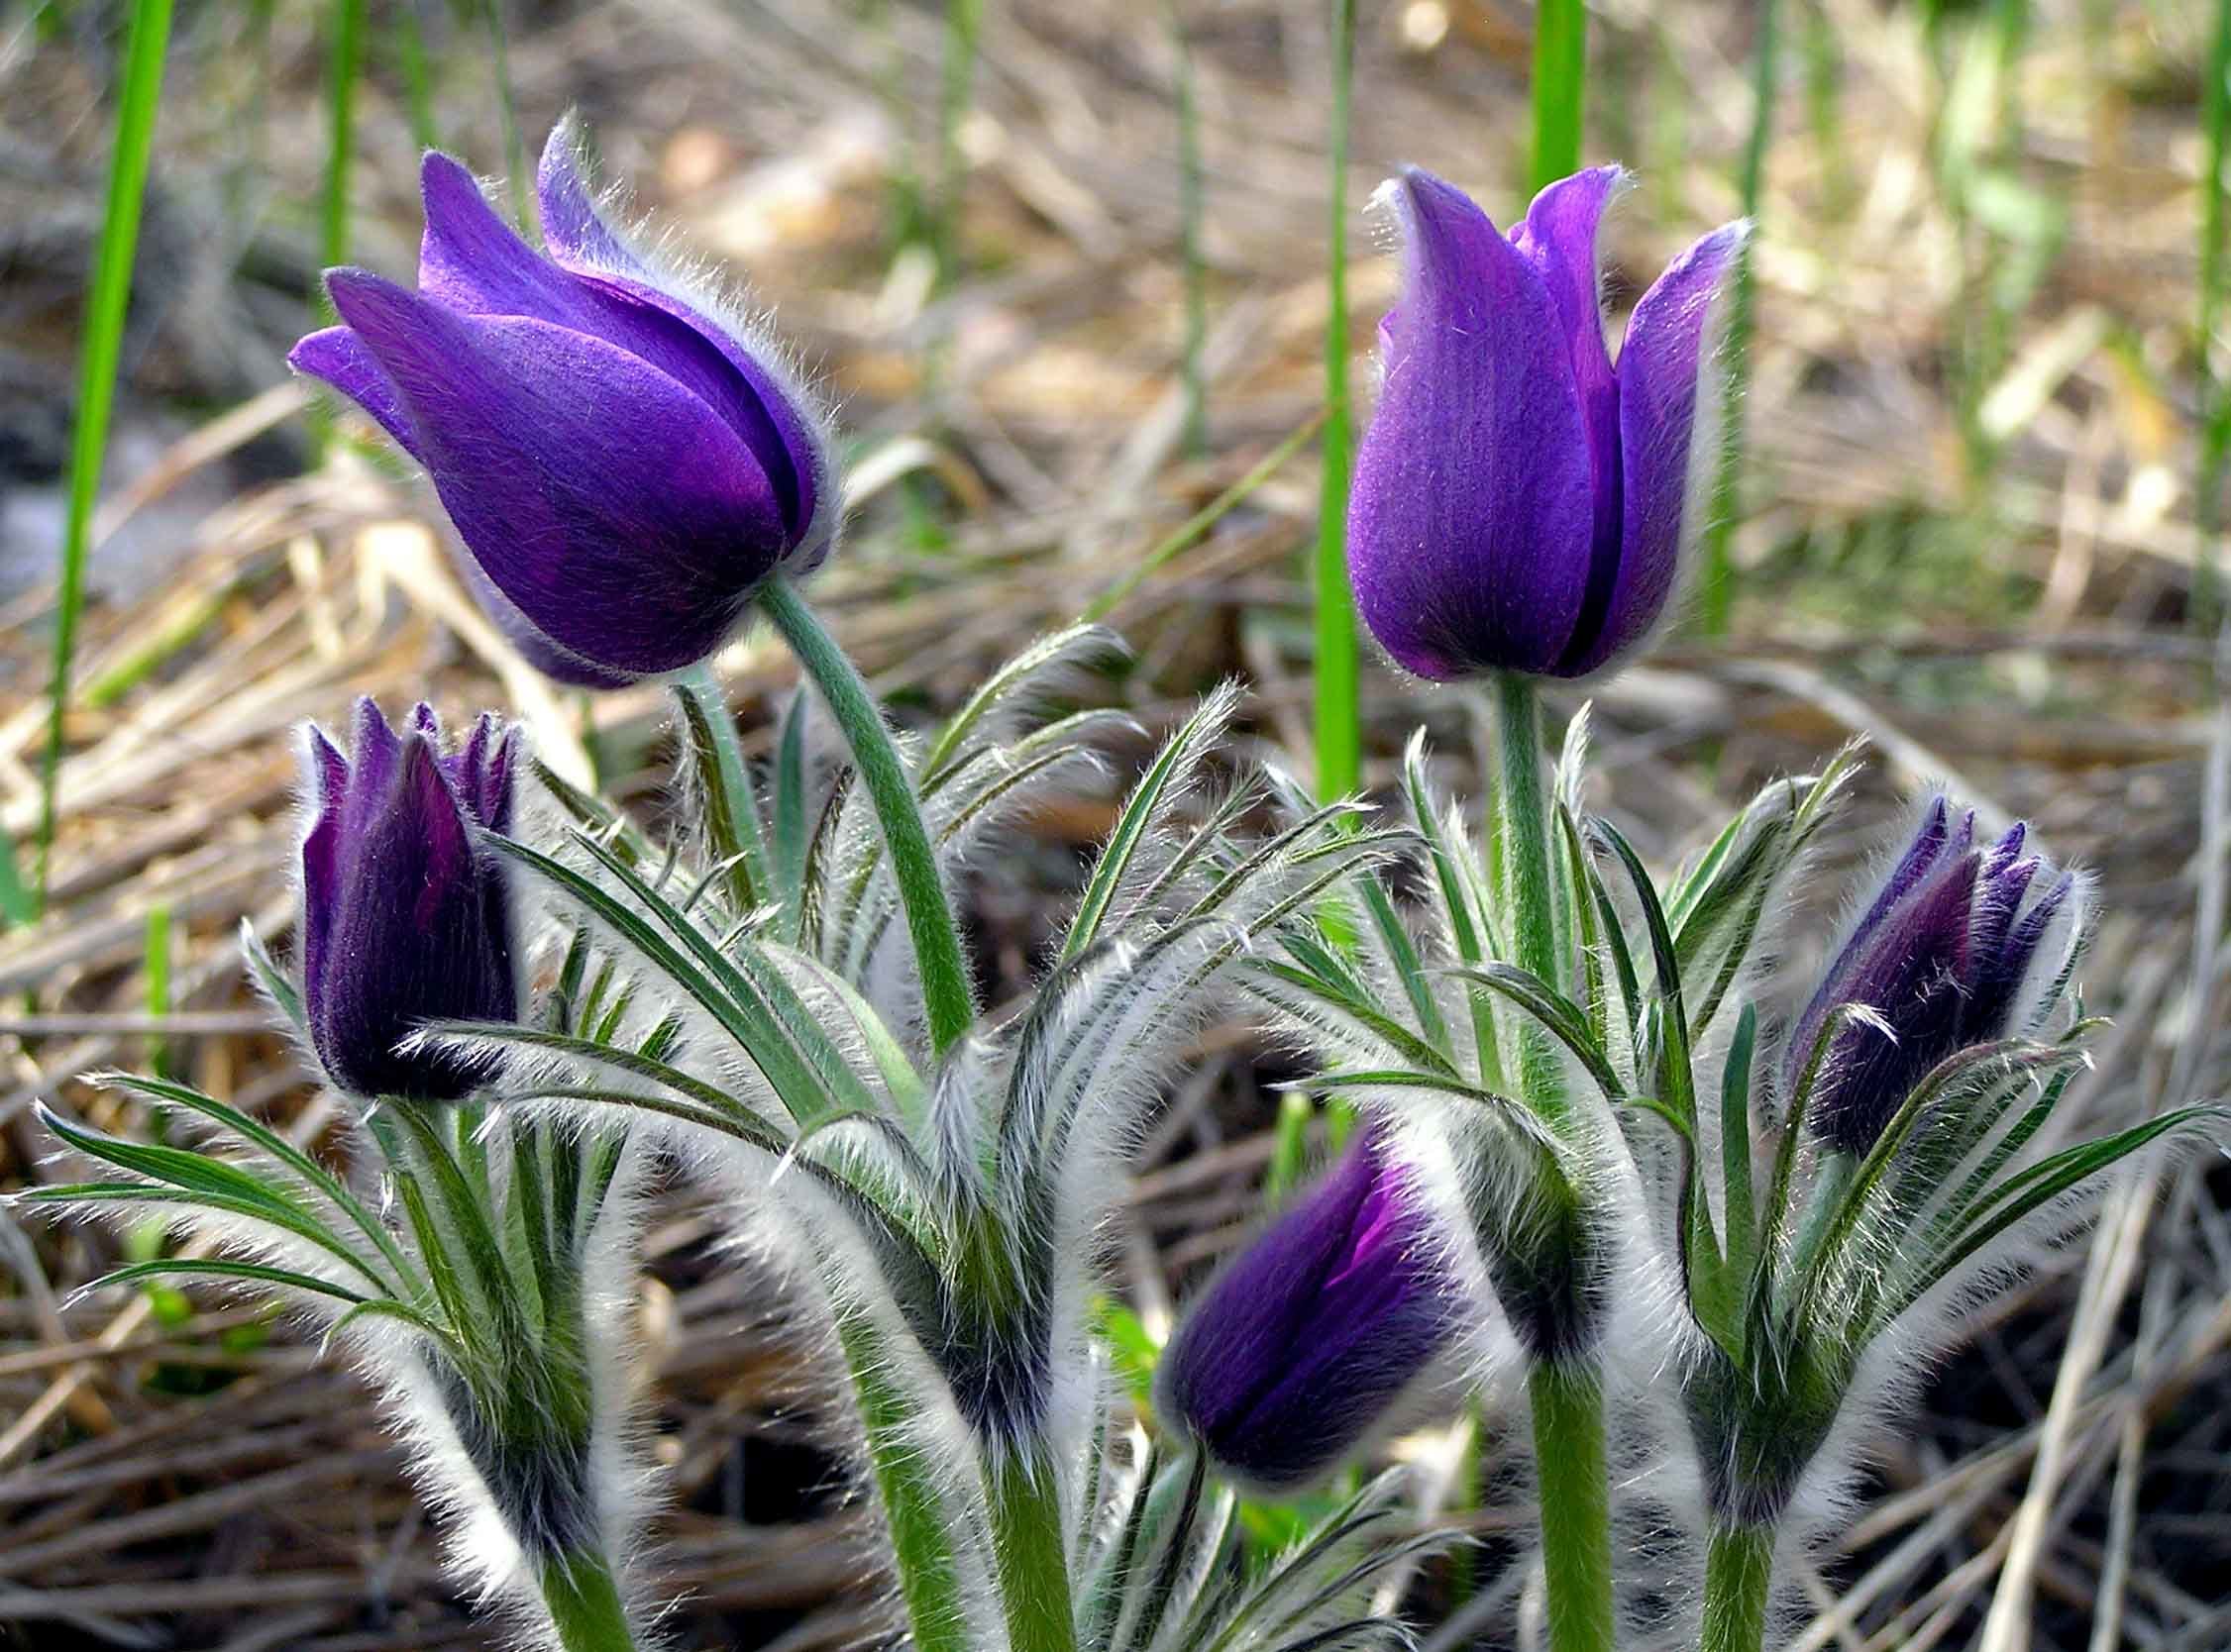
[1699, 1521, 1776, 1652]
[1528, 1361, 1617, 1652]
[835, 1310, 971, 1652]
[539, 1552, 636, 1652]
[1494, 672, 1565, 1120]
[985, 1451, 1079, 1652]
[758, 578, 976, 1055]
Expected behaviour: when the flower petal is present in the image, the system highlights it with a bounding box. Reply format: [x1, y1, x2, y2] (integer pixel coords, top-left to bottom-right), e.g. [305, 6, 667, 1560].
[288, 325, 425, 462]
[1158, 1137, 1452, 1491]
[1513, 168, 1625, 669]
[1563, 221, 1745, 676]
[418, 152, 820, 544]
[1348, 169, 1597, 678]
[536, 115, 649, 277]
[1810, 849, 1982, 1155]
[329, 271, 788, 678]
[298, 725, 350, 1001]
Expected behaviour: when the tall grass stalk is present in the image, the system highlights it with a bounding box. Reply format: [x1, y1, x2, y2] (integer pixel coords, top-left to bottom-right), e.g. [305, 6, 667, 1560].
[1314, 0, 1359, 801]
[37, 0, 173, 910]
[1697, 0, 1780, 636]
[480, 0, 531, 229]
[1170, 0, 1209, 459]
[393, 0, 440, 151]
[1530, 0, 1586, 190]
[321, 0, 366, 277]
[2197, 0, 2231, 635]
[937, 0, 984, 290]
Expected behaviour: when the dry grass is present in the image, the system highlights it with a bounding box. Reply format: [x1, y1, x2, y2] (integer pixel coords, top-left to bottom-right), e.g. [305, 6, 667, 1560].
[2, 0, 2227, 1646]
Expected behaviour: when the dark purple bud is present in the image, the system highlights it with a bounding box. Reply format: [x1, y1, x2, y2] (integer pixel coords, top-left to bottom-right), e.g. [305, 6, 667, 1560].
[300, 700, 519, 1101]
[1347, 167, 1744, 682]
[1156, 1133, 1457, 1493]
[1792, 798, 2087, 1156]
[289, 119, 835, 685]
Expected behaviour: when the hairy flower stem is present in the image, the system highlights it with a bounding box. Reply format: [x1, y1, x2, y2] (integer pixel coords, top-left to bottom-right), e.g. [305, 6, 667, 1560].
[1700, 1522, 1776, 1652]
[835, 1311, 971, 1652]
[1529, 1361, 1617, 1652]
[985, 1451, 1080, 1652]
[539, 1553, 637, 1652]
[759, 578, 976, 1054]
[1492, 672, 1564, 1120]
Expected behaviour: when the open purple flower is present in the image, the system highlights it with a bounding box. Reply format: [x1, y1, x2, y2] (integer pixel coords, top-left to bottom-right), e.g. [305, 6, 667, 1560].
[300, 700, 519, 1102]
[1791, 795, 2087, 1156]
[290, 119, 835, 686]
[1348, 167, 1744, 681]
[1156, 1132, 1457, 1493]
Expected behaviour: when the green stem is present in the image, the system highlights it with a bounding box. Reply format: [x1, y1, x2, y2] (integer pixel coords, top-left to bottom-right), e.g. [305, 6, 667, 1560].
[1699, 1522, 1776, 1652]
[1528, 1361, 1616, 1652]
[539, 1552, 637, 1652]
[1169, 0, 1208, 460]
[1314, 0, 1360, 801]
[836, 1310, 971, 1652]
[1530, 0, 1586, 191]
[984, 1450, 1079, 1652]
[2196, 0, 2231, 634]
[937, 0, 984, 290]
[1697, 0, 1778, 636]
[39, 0, 171, 908]
[758, 578, 975, 1055]
[1493, 672, 1564, 1118]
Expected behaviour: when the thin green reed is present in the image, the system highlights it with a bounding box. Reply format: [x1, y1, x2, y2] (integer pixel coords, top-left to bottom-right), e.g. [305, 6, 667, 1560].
[322, 0, 366, 278]
[1530, 0, 1585, 190]
[1170, 0, 1209, 460]
[1315, 0, 1359, 801]
[480, 0, 532, 230]
[1697, 0, 1780, 637]
[37, 0, 173, 910]
[2197, 0, 2231, 635]
[938, 0, 985, 290]
[393, 1, 441, 151]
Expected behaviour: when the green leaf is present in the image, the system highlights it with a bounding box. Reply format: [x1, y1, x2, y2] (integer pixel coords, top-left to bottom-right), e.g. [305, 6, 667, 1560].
[237, 919, 305, 1034]
[1436, 963, 1625, 1107]
[1064, 686, 1232, 960]
[73, 1257, 367, 1310]
[675, 668, 772, 917]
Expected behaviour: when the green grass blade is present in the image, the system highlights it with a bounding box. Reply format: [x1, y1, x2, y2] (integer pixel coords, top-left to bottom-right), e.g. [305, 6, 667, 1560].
[2198, 0, 2231, 629]
[937, 0, 984, 289]
[1314, 0, 1360, 801]
[321, 0, 365, 277]
[38, 0, 173, 909]
[1696, 0, 1778, 635]
[478, 0, 531, 229]
[1531, 0, 1586, 190]
[1170, 0, 1208, 458]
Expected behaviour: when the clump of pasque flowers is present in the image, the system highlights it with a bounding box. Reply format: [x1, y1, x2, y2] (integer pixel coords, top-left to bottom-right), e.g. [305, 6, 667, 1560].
[34, 124, 1451, 1652]
[30, 124, 2219, 1652]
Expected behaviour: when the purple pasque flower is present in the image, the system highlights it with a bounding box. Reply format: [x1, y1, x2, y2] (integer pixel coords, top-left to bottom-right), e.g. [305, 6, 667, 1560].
[289, 118, 835, 687]
[1790, 795, 2087, 1157]
[1348, 167, 1744, 681]
[300, 700, 519, 1102]
[1156, 1131, 1457, 1493]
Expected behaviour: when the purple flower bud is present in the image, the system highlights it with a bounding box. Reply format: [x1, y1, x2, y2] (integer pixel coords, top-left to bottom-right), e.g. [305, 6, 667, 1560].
[1348, 167, 1744, 681]
[289, 119, 835, 686]
[1790, 795, 2086, 1156]
[1156, 1133, 1457, 1493]
[300, 700, 520, 1101]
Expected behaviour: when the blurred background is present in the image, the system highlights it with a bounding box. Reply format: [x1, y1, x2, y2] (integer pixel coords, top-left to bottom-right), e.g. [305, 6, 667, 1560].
[2, 0, 2228, 1647]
